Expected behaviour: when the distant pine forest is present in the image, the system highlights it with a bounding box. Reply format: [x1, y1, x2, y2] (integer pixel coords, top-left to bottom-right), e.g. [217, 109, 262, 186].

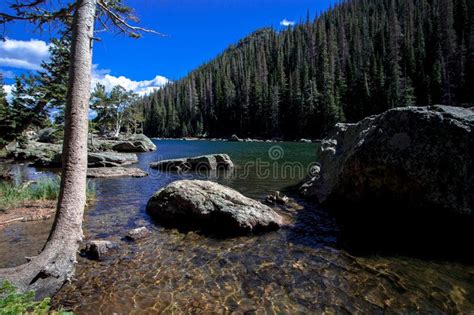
[138, 0, 474, 140]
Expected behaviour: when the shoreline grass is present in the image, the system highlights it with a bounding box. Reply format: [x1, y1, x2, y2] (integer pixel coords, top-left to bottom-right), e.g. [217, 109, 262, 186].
[0, 177, 95, 210]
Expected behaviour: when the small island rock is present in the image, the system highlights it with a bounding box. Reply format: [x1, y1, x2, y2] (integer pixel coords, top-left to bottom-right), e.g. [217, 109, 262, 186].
[87, 167, 148, 178]
[150, 154, 234, 172]
[88, 152, 138, 168]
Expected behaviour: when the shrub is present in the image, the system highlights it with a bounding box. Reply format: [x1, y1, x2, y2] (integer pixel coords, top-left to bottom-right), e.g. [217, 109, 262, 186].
[0, 281, 51, 315]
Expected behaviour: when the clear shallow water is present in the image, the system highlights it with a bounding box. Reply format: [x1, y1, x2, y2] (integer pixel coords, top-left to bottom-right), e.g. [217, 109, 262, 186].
[1, 140, 473, 313]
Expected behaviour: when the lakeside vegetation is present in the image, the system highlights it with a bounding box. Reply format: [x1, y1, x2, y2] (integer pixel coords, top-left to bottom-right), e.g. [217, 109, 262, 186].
[0, 280, 71, 315]
[0, 178, 96, 210]
[0, 281, 51, 315]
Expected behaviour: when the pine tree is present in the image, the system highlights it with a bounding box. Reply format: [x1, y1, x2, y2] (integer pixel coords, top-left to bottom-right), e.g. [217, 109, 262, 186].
[137, 0, 473, 140]
[37, 29, 72, 124]
[0, 74, 10, 145]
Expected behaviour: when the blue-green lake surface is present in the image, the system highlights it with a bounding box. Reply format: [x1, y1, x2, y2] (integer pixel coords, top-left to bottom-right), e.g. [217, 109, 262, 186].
[1, 140, 473, 313]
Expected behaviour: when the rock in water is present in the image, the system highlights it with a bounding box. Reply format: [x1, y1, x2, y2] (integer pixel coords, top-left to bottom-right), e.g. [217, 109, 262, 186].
[146, 180, 283, 234]
[87, 167, 148, 178]
[229, 134, 243, 142]
[112, 134, 157, 152]
[82, 240, 118, 260]
[125, 227, 151, 241]
[88, 152, 138, 167]
[150, 154, 234, 172]
[265, 191, 289, 205]
[10, 141, 62, 167]
[300, 105, 474, 216]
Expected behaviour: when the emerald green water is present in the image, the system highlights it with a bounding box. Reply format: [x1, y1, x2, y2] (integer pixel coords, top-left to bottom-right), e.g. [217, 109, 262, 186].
[1, 140, 473, 313]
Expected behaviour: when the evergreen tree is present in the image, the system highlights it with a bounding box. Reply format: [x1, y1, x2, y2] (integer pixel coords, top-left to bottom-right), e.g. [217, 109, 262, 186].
[37, 29, 72, 124]
[137, 0, 473, 139]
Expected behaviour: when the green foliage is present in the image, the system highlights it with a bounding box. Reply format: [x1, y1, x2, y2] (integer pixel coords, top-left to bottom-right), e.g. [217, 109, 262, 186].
[0, 29, 71, 148]
[0, 281, 51, 315]
[38, 30, 71, 125]
[90, 83, 138, 136]
[139, 0, 474, 140]
[0, 177, 96, 209]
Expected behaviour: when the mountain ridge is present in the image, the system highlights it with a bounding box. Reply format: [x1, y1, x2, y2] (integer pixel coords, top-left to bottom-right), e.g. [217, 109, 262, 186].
[139, 0, 474, 140]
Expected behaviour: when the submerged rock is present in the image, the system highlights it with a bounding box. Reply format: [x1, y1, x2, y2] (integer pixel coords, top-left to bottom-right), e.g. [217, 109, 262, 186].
[150, 154, 234, 172]
[82, 240, 118, 260]
[300, 105, 474, 216]
[87, 167, 148, 178]
[125, 227, 151, 241]
[146, 180, 283, 234]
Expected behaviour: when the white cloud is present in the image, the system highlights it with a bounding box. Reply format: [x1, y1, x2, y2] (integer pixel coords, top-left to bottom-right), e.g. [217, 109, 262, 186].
[280, 19, 296, 27]
[91, 64, 169, 96]
[0, 38, 50, 71]
[2, 84, 13, 102]
[1, 38, 169, 101]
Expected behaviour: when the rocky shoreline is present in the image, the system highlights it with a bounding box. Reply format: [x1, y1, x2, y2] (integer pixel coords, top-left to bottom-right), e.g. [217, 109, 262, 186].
[2, 106, 474, 260]
[153, 135, 321, 143]
[3, 133, 156, 178]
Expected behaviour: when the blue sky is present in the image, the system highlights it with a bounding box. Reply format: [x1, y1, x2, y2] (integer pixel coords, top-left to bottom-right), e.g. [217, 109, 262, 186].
[1, 0, 333, 95]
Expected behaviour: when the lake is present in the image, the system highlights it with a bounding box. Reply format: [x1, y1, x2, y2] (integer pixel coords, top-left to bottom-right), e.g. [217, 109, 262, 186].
[1, 140, 473, 313]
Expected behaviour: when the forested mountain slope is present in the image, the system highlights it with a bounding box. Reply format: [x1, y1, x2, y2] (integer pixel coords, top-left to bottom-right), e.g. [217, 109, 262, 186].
[139, 0, 474, 139]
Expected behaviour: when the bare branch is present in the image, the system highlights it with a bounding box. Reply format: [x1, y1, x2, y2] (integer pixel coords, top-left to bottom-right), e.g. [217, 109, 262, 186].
[96, 0, 166, 38]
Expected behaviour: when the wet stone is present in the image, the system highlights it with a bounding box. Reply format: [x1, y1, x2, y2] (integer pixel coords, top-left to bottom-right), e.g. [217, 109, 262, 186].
[82, 240, 118, 260]
[125, 227, 151, 241]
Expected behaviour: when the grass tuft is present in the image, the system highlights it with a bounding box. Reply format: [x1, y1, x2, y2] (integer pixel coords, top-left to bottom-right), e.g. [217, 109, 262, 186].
[0, 177, 96, 209]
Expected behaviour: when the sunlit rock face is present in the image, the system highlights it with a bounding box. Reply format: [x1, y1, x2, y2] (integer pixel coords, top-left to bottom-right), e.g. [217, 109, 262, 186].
[112, 134, 157, 152]
[301, 105, 474, 216]
[147, 180, 283, 235]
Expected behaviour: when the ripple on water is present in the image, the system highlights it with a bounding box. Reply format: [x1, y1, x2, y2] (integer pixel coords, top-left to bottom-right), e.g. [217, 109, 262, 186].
[2, 141, 473, 313]
[52, 213, 474, 314]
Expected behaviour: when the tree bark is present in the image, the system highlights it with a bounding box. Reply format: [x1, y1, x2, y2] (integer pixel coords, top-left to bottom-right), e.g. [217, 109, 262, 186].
[0, 0, 96, 299]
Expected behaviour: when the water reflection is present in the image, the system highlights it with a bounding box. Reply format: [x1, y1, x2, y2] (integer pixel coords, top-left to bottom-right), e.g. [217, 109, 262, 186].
[1, 140, 473, 313]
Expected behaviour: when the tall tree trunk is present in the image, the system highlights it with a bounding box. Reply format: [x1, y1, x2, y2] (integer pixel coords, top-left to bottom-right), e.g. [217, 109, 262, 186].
[0, 0, 96, 299]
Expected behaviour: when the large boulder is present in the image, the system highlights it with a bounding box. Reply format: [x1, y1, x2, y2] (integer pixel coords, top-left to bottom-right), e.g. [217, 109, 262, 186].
[11, 141, 139, 168]
[112, 134, 156, 152]
[300, 105, 474, 216]
[89, 134, 156, 152]
[87, 167, 148, 178]
[10, 141, 62, 167]
[229, 134, 243, 142]
[146, 180, 283, 234]
[150, 154, 234, 172]
[88, 152, 138, 168]
[37, 128, 62, 143]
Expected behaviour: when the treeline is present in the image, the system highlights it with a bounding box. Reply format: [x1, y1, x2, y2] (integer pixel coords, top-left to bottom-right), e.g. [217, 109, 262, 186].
[139, 0, 474, 139]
